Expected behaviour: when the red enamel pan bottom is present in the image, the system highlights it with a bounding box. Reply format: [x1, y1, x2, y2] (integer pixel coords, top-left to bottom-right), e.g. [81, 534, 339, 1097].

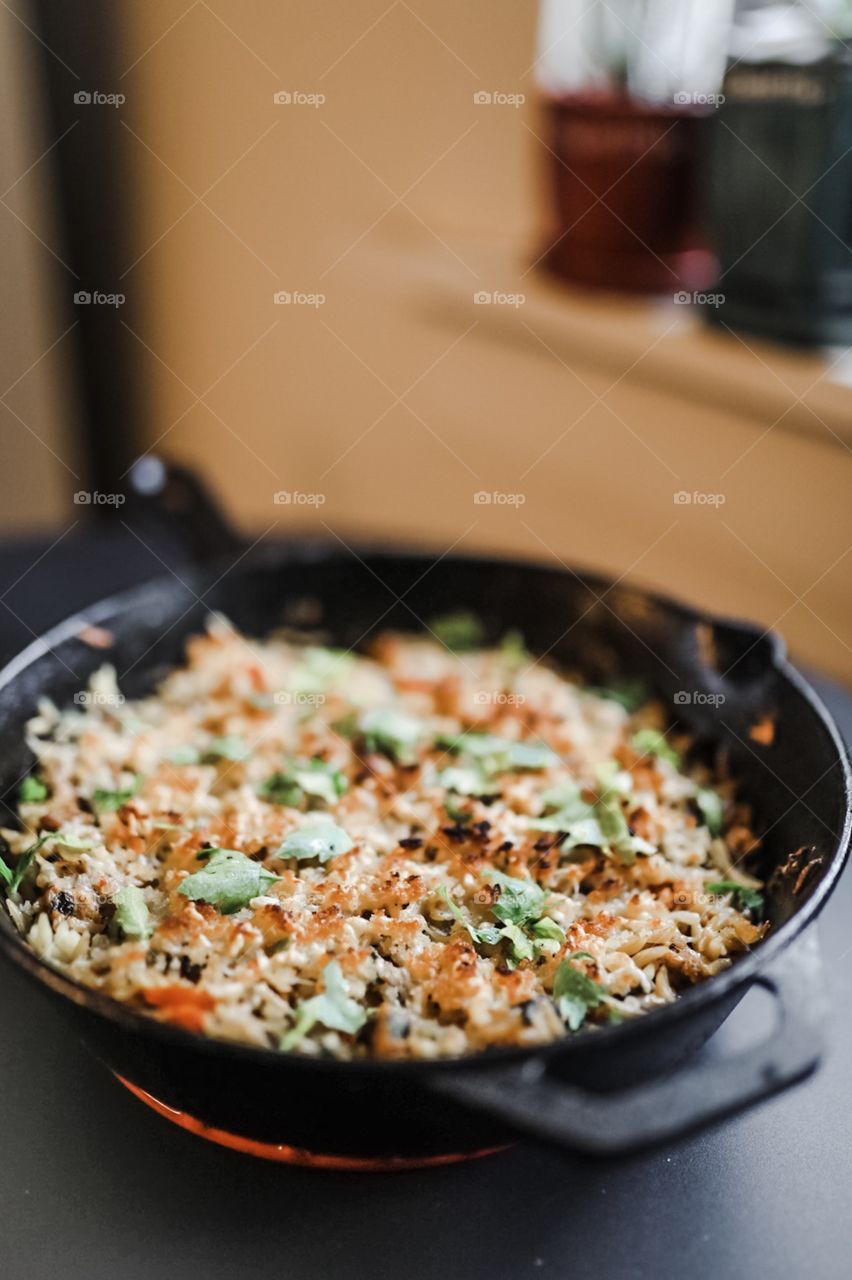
[115, 1075, 512, 1170]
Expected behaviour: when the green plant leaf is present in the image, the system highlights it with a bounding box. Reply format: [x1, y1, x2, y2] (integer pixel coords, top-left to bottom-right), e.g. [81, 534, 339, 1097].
[0, 836, 48, 894]
[166, 745, 200, 766]
[92, 775, 141, 814]
[695, 787, 724, 836]
[553, 957, 606, 1031]
[113, 884, 151, 939]
[631, 728, 680, 767]
[429, 609, 484, 652]
[707, 880, 763, 914]
[280, 959, 366, 1050]
[259, 759, 348, 808]
[19, 776, 47, 803]
[278, 814, 353, 862]
[178, 848, 278, 913]
[588, 679, 647, 713]
[358, 707, 423, 764]
[202, 735, 250, 762]
[487, 869, 548, 928]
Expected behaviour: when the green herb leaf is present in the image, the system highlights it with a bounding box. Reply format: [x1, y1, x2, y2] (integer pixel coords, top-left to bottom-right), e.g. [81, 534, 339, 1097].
[279, 814, 353, 862]
[438, 732, 558, 774]
[507, 741, 560, 770]
[588, 679, 647, 713]
[444, 796, 473, 825]
[19, 776, 47, 803]
[166, 745, 200, 766]
[178, 848, 278, 913]
[113, 884, 151, 939]
[0, 836, 48, 893]
[437, 765, 489, 797]
[280, 959, 366, 1050]
[429, 609, 484, 652]
[696, 787, 724, 836]
[259, 759, 348, 809]
[289, 646, 353, 694]
[707, 880, 764, 914]
[488, 870, 548, 928]
[530, 915, 565, 941]
[202, 735, 250, 762]
[631, 728, 680, 767]
[499, 628, 527, 667]
[501, 920, 534, 966]
[553, 958, 606, 1031]
[92, 775, 141, 814]
[53, 832, 96, 852]
[440, 885, 503, 946]
[359, 708, 422, 764]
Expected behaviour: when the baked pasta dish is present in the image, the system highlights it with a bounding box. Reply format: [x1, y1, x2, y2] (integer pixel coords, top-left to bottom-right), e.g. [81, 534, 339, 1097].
[1, 613, 766, 1059]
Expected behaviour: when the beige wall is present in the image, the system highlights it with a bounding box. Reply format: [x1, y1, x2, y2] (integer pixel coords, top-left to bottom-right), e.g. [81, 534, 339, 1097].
[0, 2, 82, 529]
[3, 2, 851, 681]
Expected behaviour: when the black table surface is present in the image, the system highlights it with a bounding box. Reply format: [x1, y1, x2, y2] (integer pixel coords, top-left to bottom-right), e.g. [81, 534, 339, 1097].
[0, 526, 850, 1280]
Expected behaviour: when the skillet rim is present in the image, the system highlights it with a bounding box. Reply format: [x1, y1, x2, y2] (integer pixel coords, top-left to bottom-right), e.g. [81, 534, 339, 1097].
[0, 545, 849, 1077]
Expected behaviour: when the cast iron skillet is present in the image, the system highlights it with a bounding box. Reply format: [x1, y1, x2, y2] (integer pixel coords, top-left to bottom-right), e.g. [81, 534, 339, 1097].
[0, 461, 849, 1161]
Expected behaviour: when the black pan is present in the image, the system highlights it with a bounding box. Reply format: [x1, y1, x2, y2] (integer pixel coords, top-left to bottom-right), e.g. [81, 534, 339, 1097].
[0, 462, 849, 1162]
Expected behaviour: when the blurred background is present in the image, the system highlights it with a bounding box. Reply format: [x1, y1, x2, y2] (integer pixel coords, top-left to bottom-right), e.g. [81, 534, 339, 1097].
[1, 0, 851, 679]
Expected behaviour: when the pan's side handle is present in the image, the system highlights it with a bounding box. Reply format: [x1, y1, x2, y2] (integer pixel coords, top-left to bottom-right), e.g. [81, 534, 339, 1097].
[430, 935, 825, 1156]
[126, 456, 244, 561]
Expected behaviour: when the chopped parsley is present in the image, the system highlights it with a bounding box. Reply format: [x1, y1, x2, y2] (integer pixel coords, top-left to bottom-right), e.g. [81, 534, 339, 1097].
[429, 609, 485, 652]
[553, 955, 606, 1031]
[289, 646, 353, 694]
[707, 880, 763, 914]
[278, 814, 353, 862]
[281, 960, 366, 1050]
[178, 849, 279, 913]
[112, 884, 151, 940]
[259, 759, 347, 809]
[92, 775, 141, 814]
[438, 731, 559, 775]
[588, 678, 647, 713]
[19, 776, 47, 804]
[358, 708, 422, 764]
[202, 735, 251, 763]
[696, 787, 724, 836]
[0, 835, 48, 894]
[631, 728, 680, 768]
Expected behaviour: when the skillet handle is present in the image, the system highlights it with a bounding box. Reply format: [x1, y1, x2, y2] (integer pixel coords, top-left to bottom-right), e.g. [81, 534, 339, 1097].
[431, 934, 826, 1156]
[126, 455, 244, 561]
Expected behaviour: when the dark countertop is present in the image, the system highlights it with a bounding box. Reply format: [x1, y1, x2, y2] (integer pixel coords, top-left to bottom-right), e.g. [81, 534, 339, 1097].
[0, 525, 850, 1280]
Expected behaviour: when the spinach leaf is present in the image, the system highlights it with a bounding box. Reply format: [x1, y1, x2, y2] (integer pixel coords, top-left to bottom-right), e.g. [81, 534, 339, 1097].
[92, 775, 141, 815]
[279, 814, 353, 862]
[553, 957, 606, 1031]
[178, 849, 278, 913]
[19, 776, 47, 804]
[113, 884, 151, 939]
[166, 745, 201, 766]
[280, 960, 366, 1050]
